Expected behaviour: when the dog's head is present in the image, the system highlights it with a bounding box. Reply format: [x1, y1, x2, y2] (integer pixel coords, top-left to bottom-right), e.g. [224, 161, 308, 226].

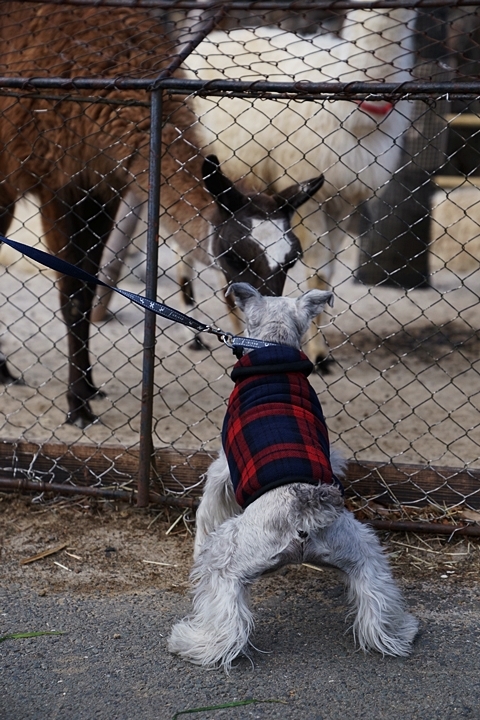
[226, 282, 334, 349]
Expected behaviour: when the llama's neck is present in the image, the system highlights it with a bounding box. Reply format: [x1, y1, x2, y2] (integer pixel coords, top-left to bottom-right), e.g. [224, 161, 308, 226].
[340, 8, 416, 82]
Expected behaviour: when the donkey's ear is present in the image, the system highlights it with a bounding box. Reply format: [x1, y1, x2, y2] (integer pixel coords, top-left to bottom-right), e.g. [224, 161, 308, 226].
[202, 155, 247, 214]
[226, 282, 263, 311]
[296, 289, 334, 320]
[276, 174, 324, 213]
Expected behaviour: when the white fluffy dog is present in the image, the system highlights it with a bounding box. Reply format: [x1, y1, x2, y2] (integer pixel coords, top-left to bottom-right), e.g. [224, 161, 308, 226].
[168, 283, 418, 670]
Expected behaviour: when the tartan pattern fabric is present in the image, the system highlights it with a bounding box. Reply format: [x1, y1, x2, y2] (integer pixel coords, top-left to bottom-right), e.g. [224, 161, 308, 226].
[222, 345, 342, 509]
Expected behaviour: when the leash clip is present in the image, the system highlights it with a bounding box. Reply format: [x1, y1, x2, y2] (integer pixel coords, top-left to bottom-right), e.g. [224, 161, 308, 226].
[205, 325, 244, 358]
[204, 324, 232, 344]
[204, 325, 241, 354]
[219, 332, 235, 349]
[222, 333, 245, 359]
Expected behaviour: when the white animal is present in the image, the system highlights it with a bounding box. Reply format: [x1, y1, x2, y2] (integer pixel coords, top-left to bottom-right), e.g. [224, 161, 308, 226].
[183, 6, 416, 368]
[168, 283, 418, 670]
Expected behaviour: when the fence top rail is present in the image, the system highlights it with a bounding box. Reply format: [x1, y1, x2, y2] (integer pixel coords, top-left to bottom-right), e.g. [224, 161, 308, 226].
[11, 0, 480, 10]
[1, 76, 480, 99]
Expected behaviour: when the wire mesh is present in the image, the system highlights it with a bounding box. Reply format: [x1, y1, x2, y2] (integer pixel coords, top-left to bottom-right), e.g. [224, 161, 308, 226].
[0, 1, 479, 529]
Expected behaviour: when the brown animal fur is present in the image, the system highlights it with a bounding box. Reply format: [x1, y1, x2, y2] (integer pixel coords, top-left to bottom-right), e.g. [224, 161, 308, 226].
[0, 3, 325, 428]
[0, 3, 212, 426]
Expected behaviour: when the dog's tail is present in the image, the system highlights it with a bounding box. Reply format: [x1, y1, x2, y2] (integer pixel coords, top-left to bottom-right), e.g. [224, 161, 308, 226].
[287, 482, 344, 537]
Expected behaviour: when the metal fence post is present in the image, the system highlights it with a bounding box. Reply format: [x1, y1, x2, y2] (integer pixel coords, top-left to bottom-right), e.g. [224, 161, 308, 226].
[137, 88, 163, 507]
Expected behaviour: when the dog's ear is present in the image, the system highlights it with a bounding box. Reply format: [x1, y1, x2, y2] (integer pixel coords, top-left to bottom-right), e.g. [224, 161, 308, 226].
[226, 283, 263, 312]
[296, 290, 334, 321]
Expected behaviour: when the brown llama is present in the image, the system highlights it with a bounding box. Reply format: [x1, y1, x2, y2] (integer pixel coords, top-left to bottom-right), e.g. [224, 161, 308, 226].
[0, 3, 324, 427]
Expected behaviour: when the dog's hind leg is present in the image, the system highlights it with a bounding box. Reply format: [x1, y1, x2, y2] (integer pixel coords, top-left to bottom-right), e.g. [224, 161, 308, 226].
[305, 509, 419, 656]
[169, 493, 302, 670]
[194, 449, 241, 560]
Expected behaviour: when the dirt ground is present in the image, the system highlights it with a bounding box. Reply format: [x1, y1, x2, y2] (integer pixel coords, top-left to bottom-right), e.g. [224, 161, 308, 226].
[2, 492, 480, 597]
[1, 199, 480, 474]
[0, 494, 194, 597]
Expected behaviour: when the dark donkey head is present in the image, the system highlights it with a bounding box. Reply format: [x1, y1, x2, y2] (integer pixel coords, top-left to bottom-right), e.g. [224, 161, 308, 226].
[202, 155, 324, 297]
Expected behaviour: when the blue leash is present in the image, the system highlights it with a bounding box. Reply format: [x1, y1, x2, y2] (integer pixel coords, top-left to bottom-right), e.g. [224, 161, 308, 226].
[0, 234, 279, 356]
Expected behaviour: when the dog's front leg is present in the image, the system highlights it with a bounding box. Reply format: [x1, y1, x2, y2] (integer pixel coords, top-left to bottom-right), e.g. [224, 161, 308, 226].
[194, 449, 241, 560]
[305, 509, 419, 656]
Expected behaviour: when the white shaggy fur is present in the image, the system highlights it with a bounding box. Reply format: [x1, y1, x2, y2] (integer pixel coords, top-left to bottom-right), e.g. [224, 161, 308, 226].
[183, 6, 416, 365]
[168, 284, 418, 670]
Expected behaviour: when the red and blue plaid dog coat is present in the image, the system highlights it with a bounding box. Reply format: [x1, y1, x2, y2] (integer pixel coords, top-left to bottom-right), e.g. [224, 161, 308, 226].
[222, 345, 343, 509]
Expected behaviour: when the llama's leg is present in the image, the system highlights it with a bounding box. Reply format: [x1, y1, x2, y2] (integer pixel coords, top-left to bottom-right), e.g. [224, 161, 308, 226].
[176, 254, 208, 350]
[295, 205, 341, 372]
[170, 235, 215, 350]
[169, 492, 302, 670]
[0, 347, 19, 385]
[40, 189, 120, 427]
[224, 286, 244, 336]
[159, 116, 214, 351]
[91, 192, 144, 322]
[305, 509, 419, 656]
[0, 190, 22, 384]
[194, 449, 240, 560]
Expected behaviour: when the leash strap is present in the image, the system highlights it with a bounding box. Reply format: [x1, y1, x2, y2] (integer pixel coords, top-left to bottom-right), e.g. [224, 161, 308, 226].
[0, 234, 280, 355]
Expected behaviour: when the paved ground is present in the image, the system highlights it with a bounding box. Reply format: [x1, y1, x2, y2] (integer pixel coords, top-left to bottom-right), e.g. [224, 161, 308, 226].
[1, 498, 480, 720]
[2, 578, 480, 720]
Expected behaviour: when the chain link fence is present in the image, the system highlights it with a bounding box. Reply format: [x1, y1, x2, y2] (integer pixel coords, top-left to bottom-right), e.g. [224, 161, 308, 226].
[0, 0, 479, 533]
